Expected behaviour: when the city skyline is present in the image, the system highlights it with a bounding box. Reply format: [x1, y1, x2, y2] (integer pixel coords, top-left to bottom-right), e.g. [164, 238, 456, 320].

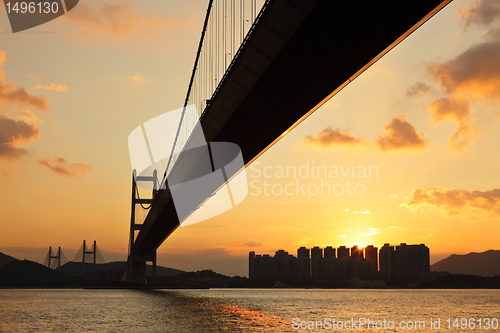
[1, 0, 500, 278]
[249, 243, 431, 285]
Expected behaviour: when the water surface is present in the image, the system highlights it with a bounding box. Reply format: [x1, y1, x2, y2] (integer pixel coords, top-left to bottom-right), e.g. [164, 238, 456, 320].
[0, 289, 499, 332]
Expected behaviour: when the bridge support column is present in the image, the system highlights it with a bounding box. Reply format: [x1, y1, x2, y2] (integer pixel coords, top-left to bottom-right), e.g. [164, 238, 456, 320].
[152, 252, 157, 286]
[125, 170, 158, 286]
[127, 251, 156, 286]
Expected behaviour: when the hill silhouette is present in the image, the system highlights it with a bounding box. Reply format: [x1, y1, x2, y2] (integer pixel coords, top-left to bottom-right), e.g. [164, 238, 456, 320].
[0, 252, 17, 268]
[420, 274, 500, 288]
[431, 250, 500, 277]
[58, 261, 184, 277]
[0, 259, 141, 287]
[0, 260, 70, 286]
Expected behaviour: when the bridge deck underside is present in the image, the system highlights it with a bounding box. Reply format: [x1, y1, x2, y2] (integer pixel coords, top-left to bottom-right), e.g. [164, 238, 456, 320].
[132, 0, 450, 256]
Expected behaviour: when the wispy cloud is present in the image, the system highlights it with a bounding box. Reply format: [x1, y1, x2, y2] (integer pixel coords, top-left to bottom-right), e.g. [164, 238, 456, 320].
[406, 82, 432, 96]
[0, 114, 41, 160]
[27, 74, 40, 81]
[132, 74, 145, 82]
[9, 109, 41, 122]
[360, 227, 379, 237]
[292, 237, 312, 246]
[61, 1, 190, 42]
[34, 83, 68, 92]
[302, 127, 368, 149]
[237, 242, 263, 248]
[38, 157, 91, 176]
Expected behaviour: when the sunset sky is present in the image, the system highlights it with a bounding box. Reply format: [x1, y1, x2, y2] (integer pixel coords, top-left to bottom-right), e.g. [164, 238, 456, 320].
[0, 0, 499, 277]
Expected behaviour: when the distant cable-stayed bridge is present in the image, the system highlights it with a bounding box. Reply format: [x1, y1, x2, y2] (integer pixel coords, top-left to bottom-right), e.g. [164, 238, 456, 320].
[125, 0, 453, 284]
[43, 246, 67, 270]
[43, 240, 105, 271]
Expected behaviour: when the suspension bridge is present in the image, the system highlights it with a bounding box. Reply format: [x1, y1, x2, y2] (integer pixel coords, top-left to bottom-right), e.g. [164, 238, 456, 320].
[126, 0, 453, 284]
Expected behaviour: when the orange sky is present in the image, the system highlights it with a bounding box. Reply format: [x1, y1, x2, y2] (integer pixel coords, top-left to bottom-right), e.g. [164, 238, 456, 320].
[0, 0, 499, 277]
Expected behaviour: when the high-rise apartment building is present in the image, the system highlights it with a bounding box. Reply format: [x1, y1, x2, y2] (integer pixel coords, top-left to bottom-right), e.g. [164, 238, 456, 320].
[324, 246, 335, 259]
[351, 245, 363, 259]
[378, 243, 430, 283]
[337, 246, 350, 259]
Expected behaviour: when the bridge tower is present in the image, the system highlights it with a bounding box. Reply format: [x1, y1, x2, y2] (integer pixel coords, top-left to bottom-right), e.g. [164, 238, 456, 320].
[125, 169, 158, 285]
[47, 246, 61, 269]
[82, 240, 97, 264]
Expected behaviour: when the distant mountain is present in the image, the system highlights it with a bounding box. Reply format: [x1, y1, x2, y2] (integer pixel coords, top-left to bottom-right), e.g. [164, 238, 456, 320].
[0, 260, 139, 287]
[0, 252, 18, 268]
[0, 260, 69, 286]
[431, 250, 500, 277]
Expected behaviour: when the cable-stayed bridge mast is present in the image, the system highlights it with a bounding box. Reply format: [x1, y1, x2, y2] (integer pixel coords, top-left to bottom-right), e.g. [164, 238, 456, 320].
[43, 246, 68, 269]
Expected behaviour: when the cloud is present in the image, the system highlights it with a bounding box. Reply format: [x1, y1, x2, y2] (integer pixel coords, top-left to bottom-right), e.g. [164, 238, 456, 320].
[428, 41, 500, 102]
[427, 97, 472, 123]
[353, 211, 371, 215]
[0, 51, 50, 111]
[0, 114, 41, 159]
[374, 115, 426, 151]
[448, 120, 481, 151]
[303, 115, 426, 152]
[486, 27, 500, 41]
[9, 109, 40, 122]
[34, 83, 68, 92]
[38, 157, 91, 176]
[360, 227, 379, 237]
[426, 98, 480, 151]
[423, 8, 500, 151]
[27, 74, 40, 81]
[402, 186, 500, 217]
[406, 82, 432, 96]
[291, 237, 313, 246]
[302, 127, 367, 148]
[62, 1, 187, 41]
[132, 74, 145, 82]
[457, 0, 500, 28]
[239, 242, 263, 248]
